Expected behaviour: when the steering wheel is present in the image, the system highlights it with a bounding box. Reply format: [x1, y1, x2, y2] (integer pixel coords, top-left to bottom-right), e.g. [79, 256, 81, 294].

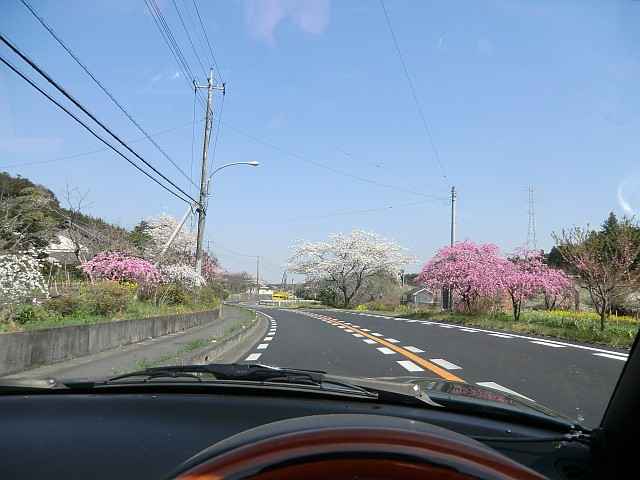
[168, 414, 544, 480]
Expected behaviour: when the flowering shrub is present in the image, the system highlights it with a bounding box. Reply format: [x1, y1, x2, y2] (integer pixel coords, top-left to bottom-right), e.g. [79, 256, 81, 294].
[78, 252, 161, 287]
[80, 280, 136, 315]
[0, 251, 49, 315]
[161, 264, 205, 288]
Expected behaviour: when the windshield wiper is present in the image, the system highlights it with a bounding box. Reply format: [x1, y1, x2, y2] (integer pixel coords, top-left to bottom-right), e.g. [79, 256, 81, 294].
[104, 363, 377, 398]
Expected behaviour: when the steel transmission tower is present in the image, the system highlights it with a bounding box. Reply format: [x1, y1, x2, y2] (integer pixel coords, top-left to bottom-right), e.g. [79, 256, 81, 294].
[526, 186, 539, 250]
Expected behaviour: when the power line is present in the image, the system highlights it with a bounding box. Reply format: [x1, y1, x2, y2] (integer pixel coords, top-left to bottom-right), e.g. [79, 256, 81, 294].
[0, 54, 191, 204]
[210, 92, 448, 194]
[0, 33, 198, 204]
[144, 0, 207, 109]
[379, 0, 450, 186]
[0, 117, 204, 169]
[20, 0, 199, 190]
[209, 198, 445, 224]
[221, 120, 445, 199]
[172, 0, 207, 79]
[181, 0, 213, 73]
[192, 0, 223, 83]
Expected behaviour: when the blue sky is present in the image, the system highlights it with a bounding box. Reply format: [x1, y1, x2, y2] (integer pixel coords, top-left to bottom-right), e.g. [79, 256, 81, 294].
[1, 0, 639, 282]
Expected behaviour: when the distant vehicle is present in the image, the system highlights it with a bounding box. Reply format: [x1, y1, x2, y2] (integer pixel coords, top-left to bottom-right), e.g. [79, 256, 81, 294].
[272, 291, 291, 301]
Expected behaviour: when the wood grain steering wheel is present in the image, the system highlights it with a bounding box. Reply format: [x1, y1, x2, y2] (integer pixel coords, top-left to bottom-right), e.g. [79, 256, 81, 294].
[168, 415, 545, 480]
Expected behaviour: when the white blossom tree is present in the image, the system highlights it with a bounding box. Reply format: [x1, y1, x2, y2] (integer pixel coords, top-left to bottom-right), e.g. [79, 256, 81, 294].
[286, 229, 415, 308]
[145, 213, 197, 264]
[0, 251, 50, 317]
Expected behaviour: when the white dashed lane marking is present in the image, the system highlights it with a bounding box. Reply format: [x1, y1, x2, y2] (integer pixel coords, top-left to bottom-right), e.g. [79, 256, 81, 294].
[385, 338, 400, 343]
[429, 358, 462, 370]
[397, 360, 424, 372]
[352, 333, 363, 338]
[363, 339, 376, 344]
[476, 382, 534, 402]
[404, 346, 424, 353]
[256, 343, 269, 350]
[245, 353, 262, 361]
[377, 347, 395, 355]
[371, 333, 383, 337]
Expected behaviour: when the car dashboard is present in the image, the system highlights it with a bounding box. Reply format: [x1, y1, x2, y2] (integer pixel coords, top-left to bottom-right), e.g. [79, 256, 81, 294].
[0, 385, 618, 480]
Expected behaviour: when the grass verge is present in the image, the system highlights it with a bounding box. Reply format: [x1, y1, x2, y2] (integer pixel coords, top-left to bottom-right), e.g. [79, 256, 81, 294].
[380, 309, 638, 349]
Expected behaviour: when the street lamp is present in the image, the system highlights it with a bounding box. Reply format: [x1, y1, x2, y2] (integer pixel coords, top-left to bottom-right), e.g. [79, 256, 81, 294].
[206, 161, 259, 195]
[159, 161, 259, 262]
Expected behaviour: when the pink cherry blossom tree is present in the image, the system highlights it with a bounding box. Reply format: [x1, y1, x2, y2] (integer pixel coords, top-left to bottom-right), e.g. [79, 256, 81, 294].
[415, 240, 508, 313]
[503, 249, 574, 320]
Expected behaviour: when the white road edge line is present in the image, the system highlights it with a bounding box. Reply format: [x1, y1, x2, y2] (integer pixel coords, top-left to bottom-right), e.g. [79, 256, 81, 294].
[530, 341, 566, 348]
[593, 353, 628, 361]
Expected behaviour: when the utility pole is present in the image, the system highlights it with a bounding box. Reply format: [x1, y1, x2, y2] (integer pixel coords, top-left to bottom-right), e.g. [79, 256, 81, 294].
[256, 255, 260, 296]
[446, 185, 456, 310]
[194, 68, 225, 276]
[451, 185, 456, 247]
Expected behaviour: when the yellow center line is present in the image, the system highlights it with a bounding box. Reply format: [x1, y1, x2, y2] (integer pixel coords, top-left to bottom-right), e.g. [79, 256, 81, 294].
[301, 311, 464, 382]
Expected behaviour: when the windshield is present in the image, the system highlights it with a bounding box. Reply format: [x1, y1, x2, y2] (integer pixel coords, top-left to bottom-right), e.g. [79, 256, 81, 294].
[1, 0, 638, 429]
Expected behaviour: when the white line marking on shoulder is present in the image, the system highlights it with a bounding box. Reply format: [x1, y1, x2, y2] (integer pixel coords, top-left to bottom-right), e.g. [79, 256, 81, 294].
[593, 353, 628, 361]
[530, 340, 566, 348]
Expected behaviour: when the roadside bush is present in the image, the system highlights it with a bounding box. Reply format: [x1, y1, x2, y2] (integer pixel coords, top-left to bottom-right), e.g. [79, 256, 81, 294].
[44, 296, 81, 316]
[81, 280, 136, 315]
[195, 285, 225, 308]
[156, 283, 194, 306]
[13, 305, 48, 325]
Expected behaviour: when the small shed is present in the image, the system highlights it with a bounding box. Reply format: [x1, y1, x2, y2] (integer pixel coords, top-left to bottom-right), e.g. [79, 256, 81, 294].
[403, 287, 436, 306]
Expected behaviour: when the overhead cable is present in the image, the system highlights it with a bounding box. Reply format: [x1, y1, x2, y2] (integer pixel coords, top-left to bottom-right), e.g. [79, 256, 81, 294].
[379, 0, 450, 186]
[20, 0, 199, 189]
[210, 92, 447, 194]
[0, 54, 191, 204]
[209, 198, 445, 224]
[144, 0, 207, 108]
[221, 121, 445, 199]
[192, 0, 223, 83]
[172, 0, 208, 79]
[0, 117, 204, 169]
[0, 33, 198, 204]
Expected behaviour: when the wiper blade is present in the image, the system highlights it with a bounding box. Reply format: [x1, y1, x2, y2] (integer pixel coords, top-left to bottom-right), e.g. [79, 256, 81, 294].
[105, 363, 376, 398]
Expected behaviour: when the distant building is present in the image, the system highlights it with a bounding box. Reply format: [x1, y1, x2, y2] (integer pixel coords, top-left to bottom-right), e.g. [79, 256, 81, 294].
[403, 287, 436, 307]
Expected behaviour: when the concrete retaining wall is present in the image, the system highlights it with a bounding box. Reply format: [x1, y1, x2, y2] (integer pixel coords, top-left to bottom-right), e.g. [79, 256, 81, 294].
[0, 308, 221, 377]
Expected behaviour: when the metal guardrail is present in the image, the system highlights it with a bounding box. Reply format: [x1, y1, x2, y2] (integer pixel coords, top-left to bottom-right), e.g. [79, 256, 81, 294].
[258, 299, 320, 307]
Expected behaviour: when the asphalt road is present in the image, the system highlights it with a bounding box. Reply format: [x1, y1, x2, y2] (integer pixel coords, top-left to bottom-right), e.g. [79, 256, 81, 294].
[237, 306, 629, 427]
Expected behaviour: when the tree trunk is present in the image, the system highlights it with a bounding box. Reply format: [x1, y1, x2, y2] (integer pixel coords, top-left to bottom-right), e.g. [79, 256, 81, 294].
[599, 298, 607, 332]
